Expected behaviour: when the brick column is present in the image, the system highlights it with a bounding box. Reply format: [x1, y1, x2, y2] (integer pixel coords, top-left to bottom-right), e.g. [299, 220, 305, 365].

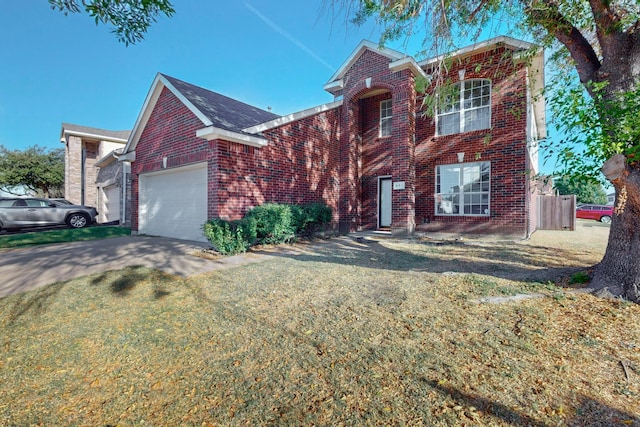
[338, 98, 360, 233]
[391, 71, 416, 236]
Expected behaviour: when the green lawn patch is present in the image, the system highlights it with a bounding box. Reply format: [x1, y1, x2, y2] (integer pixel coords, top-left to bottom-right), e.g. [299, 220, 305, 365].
[0, 226, 131, 249]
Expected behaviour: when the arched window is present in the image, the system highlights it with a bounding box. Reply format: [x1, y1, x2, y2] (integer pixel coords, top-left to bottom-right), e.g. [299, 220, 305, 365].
[437, 79, 491, 136]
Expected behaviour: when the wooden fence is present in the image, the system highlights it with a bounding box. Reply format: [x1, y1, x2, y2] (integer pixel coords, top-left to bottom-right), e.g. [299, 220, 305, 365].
[538, 195, 576, 231]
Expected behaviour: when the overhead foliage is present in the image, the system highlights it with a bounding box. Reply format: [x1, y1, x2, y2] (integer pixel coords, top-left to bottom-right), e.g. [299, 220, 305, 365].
[0, 145, 64, 198]
[49, 0, 175, 45]
[553, 175, 608, 205]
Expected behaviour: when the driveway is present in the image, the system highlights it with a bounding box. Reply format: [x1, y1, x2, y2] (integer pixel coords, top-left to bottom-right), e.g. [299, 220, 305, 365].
[0, 236, 273, 298]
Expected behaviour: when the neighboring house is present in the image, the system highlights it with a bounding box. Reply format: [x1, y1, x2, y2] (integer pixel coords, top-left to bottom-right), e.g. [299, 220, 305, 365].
[118, 36, 546, 242]
[60, 123, 132, 224]
[607, 192, 615, 205]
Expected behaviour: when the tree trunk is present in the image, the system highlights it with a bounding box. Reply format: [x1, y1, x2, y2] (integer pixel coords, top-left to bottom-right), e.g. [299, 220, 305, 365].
[590, 155, 640, 302]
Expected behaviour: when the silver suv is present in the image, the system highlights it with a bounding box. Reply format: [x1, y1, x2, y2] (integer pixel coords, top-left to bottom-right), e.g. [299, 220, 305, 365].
[0, 198, 98, 231]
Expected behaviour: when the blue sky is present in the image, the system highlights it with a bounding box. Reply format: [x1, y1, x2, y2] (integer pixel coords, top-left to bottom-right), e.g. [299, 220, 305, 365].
[1, 1, 557, 172]
[0, 1, 382, 150]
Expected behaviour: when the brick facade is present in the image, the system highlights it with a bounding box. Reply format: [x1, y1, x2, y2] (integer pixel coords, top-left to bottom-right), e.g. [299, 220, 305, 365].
[414, 48, 533, 235]
[127, 38, 544, 239]
[61, 124, 130, 223]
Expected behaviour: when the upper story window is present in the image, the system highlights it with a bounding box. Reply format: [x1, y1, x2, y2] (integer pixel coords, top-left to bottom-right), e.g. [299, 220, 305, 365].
[437, 79, 491, 136]
[436, 161, 490, 216]
[380, 99, 392, 137]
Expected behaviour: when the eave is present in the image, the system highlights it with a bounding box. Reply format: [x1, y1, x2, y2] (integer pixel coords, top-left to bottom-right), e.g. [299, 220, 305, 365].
[196, 126, 268, 148]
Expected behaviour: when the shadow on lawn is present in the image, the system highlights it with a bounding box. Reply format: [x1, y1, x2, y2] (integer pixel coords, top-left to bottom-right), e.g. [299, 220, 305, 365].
[256, 236, 594, 284]
[89, 265, 176, 297]
[426, 379, 640, 426]
[3, 281, 66, 326]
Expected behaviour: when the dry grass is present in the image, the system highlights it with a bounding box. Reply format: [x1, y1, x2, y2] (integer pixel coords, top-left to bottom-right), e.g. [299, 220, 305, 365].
[1, 223, 639, 426]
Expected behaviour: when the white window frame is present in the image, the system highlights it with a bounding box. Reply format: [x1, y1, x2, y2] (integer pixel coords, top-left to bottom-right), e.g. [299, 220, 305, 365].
[379, 99, 392, 137]
[436, 79, 491, 136]
[435, 161, 491, 216]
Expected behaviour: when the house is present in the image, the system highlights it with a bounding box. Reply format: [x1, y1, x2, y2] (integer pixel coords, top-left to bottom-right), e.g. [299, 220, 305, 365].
[606, 192, 615, 205]
[118, 36, 546, 242]
[60, 123, 132, 224]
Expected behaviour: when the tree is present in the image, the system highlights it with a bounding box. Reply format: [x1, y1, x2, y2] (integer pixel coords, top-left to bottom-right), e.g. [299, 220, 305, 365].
[0, 145, 64, 198]
[332, 0, 640, 301]
[554, 176, 607, 205]
[49, 0, 175, 45]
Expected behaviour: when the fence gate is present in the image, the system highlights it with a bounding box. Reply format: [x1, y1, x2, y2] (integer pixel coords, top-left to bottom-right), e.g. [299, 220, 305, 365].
[538, 195, 576, 230]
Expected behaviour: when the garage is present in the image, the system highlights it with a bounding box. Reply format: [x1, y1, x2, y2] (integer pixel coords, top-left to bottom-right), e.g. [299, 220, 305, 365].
[101, 184, 120, 224]
[138, 163, 208, 242]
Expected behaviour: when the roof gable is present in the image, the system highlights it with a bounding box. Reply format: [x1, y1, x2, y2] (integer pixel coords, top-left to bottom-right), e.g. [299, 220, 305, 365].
[324, 40, 406, 89]
[60, 123, 130, 142]
[123, 73, 280, 154]
[161, 74, 279, 133]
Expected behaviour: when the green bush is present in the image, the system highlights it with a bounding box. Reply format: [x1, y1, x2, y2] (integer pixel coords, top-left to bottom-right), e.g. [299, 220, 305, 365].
[245, 203, 295, 245]
[202, 218, 254, 255]
[203, 202, 332, 255]
[290, 202, 333, 235]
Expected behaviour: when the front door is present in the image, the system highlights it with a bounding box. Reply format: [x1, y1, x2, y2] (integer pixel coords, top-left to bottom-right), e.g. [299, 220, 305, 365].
[379, 177, 392, 228]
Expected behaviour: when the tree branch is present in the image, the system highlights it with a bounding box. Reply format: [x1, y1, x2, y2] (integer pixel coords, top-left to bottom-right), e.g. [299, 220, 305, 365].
[526, 0, 601, 86]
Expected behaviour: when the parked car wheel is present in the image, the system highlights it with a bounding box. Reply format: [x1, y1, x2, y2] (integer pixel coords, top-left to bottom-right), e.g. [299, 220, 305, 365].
[600, 215, 612, 224]
[66, 213, 89, 228]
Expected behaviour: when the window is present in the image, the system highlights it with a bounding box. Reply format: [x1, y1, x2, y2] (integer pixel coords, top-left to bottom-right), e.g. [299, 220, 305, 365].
[380, 99, 392, 137]
[436, 161, 490, 216]
[437, 79, 491, 136]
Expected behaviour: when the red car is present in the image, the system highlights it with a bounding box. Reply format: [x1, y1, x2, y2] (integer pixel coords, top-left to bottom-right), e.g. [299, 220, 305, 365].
[576, 204, 613, 224]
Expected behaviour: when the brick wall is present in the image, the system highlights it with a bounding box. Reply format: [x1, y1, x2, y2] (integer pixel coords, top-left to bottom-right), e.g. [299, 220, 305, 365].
[339, 49, 417, 234]
[130, 44, 536, 237]
[358, 93, 393, 229]
[212, 107, 342, 225]
[130, 87, 209, 230]
[414, 47, 532, 236]
[64, 136, 82, 205]
[83, 142, 98, 207]
[131, 86, 342, 232]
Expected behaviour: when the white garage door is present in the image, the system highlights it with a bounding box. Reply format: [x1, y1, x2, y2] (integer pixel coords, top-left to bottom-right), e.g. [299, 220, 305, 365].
[139, 163, 208, 242]
[102, 185, 120, 223]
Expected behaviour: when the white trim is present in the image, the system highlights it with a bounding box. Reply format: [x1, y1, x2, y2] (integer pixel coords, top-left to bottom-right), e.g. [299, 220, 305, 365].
[435, 161, 491, 217]
[389, 57, 427, 79]
[323, 79, 344, 95]
[95, 148, 124, 167]
[379, 99, 392, 138]
[435, 79, 492, 136]
[116, 151, 136, 162]
[419, 36, 537, 67]
[139, 160, 207, 178]
[62, 130, 128, 143]
[243, 100, 343, 133]
[159, 74, 213, 127]
[324, 40, 407, 93]
[122, 73, 213, 155]
[196, 126, 268, 148]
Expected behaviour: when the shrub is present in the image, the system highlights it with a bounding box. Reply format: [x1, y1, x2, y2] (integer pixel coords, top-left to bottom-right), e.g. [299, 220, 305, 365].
[245, 203, 295, 244]
[290, 202, 333, 236]
[202, 218, 254, 255]
[203, 202, 332, 255]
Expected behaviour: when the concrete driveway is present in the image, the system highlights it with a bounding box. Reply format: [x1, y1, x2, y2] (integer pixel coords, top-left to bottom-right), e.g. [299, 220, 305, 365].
[0, 235, 272, 298]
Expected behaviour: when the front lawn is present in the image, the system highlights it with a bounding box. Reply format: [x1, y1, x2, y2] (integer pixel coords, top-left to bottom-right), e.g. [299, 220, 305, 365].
[0, 227, 638, 425]
[0, 226, 131, 249]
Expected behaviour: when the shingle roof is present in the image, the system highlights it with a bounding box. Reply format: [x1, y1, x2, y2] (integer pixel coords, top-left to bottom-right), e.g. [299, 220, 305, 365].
[161, 74, 280, 133]
[61, 123, 131, 140]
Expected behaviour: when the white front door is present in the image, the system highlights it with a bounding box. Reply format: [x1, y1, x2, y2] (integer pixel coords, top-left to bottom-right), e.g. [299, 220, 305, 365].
[379, 177, 392, 228]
